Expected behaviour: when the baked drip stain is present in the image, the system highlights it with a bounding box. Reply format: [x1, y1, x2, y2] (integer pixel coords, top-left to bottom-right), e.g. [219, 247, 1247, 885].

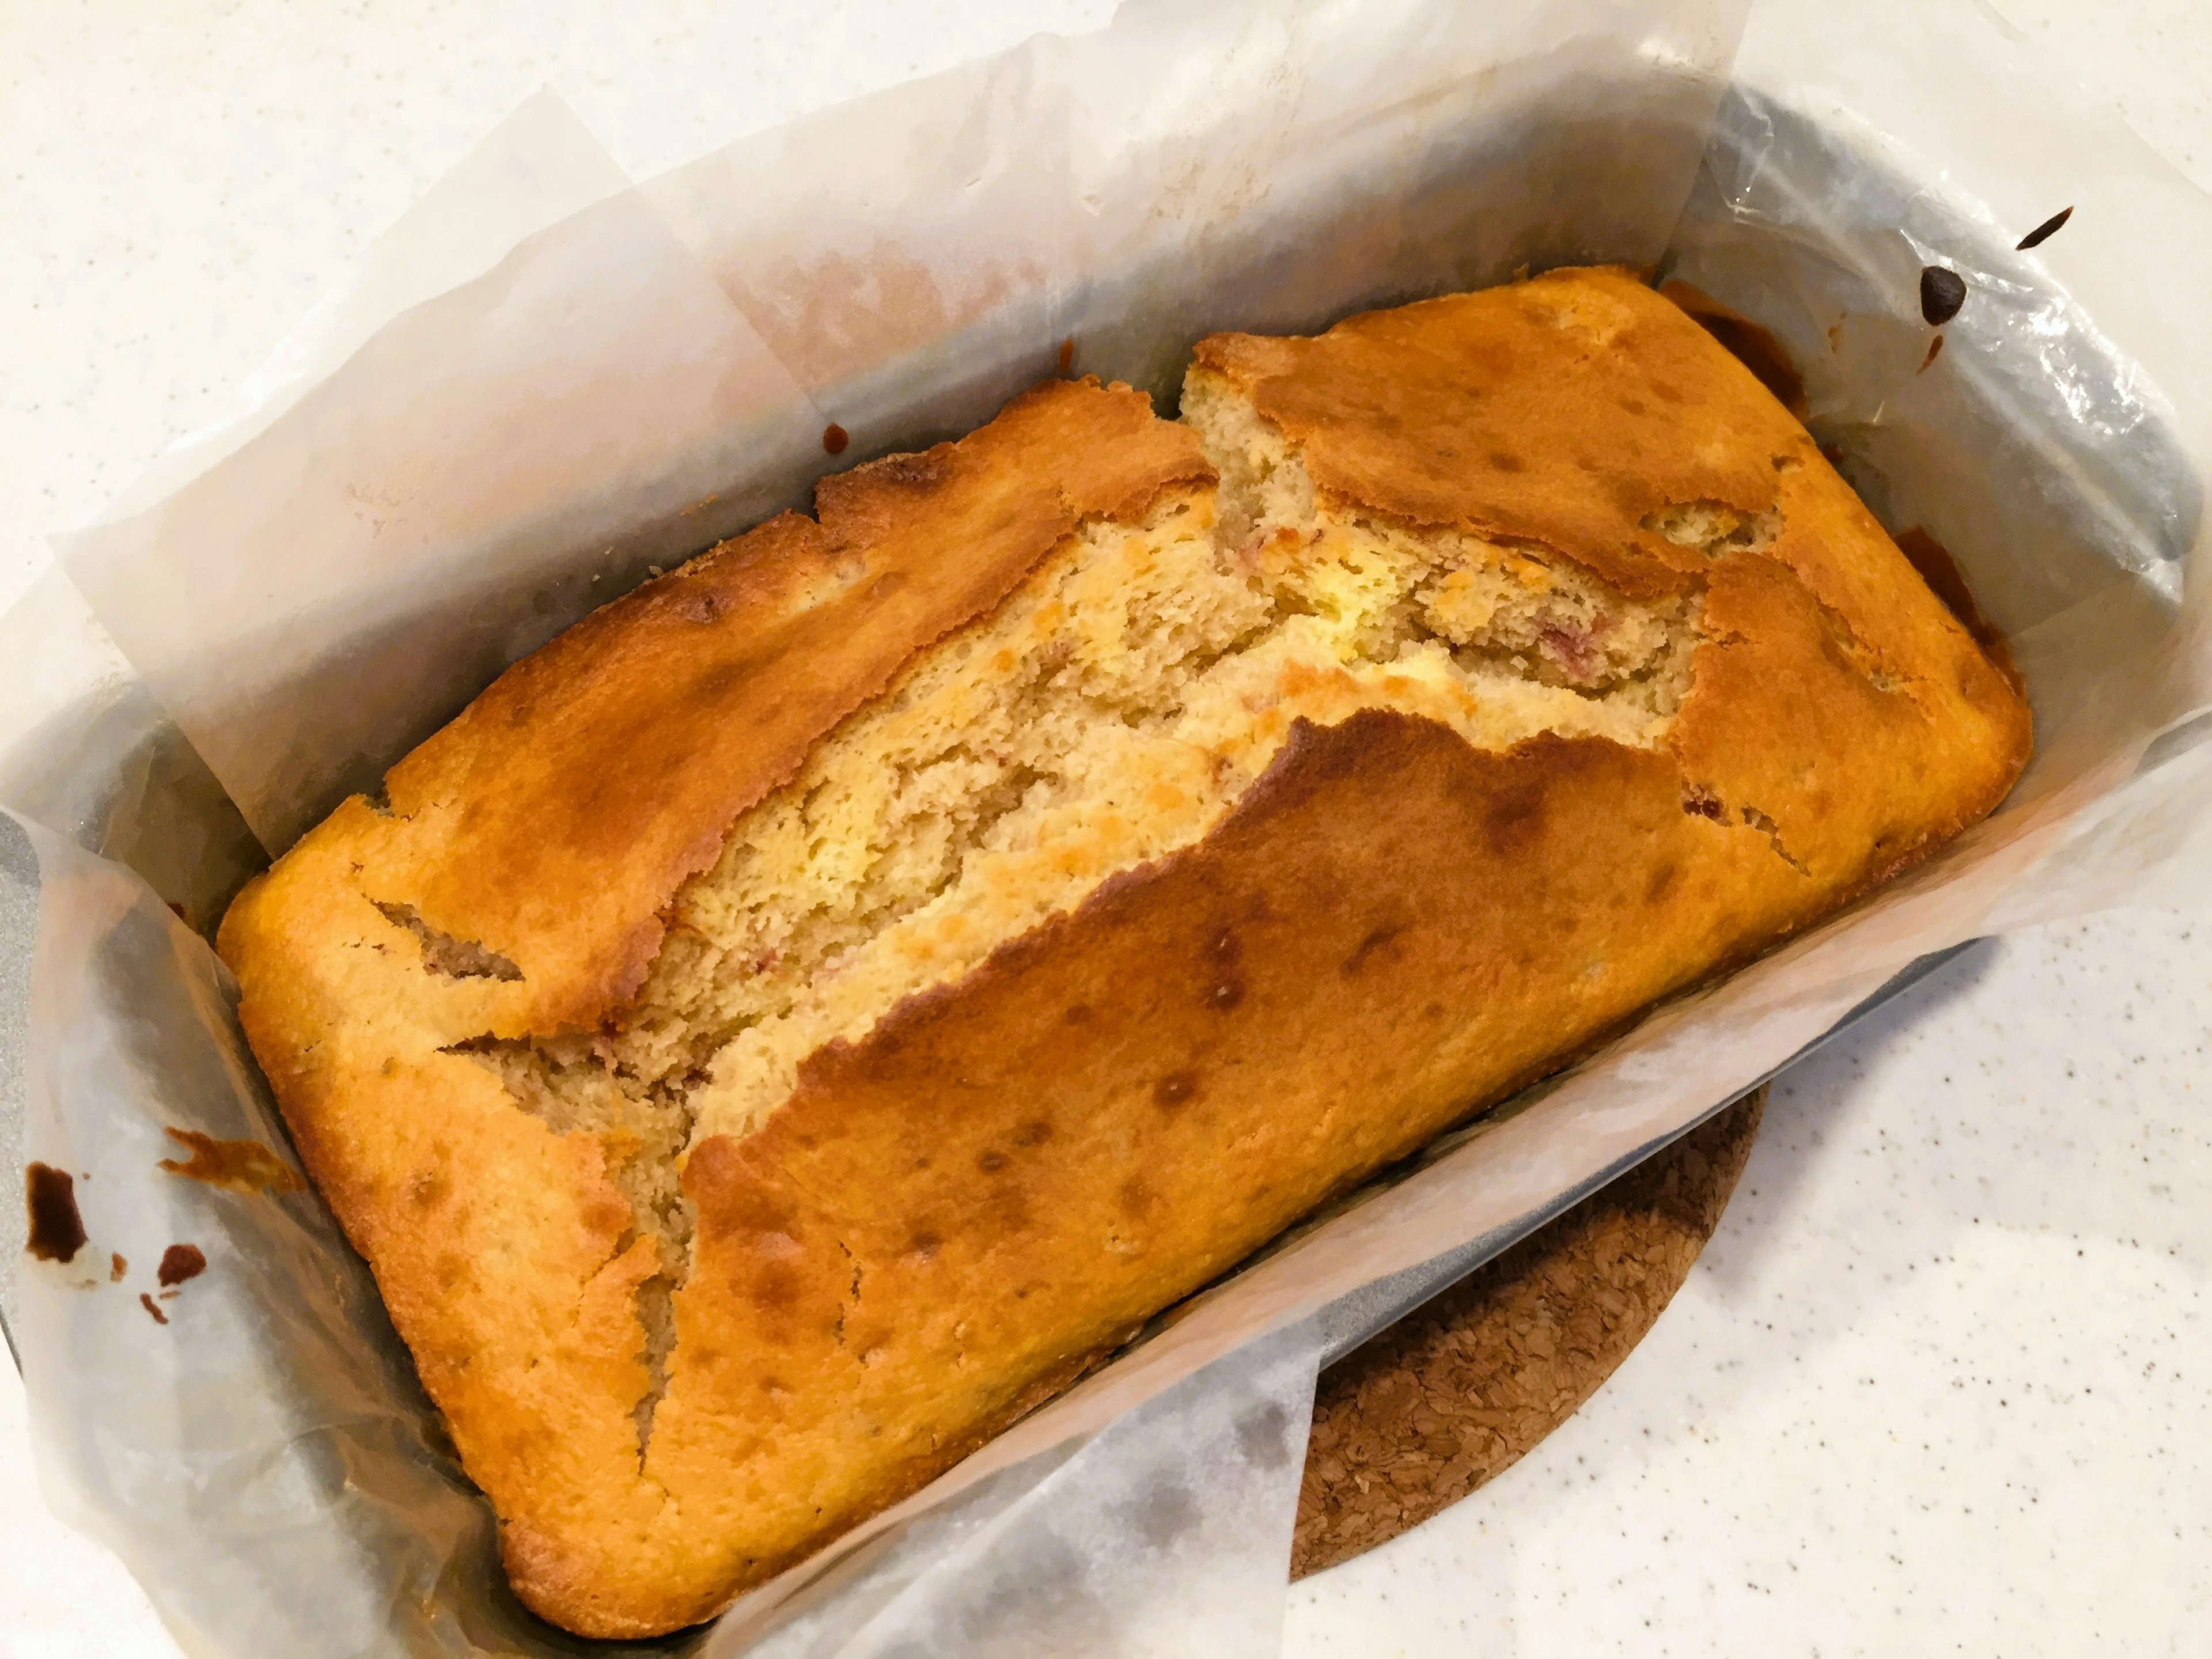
[139, 1294, 169, 1325]
[158, 1243, 207, 1287]
[109, 1252, 128, 1282]
[25, 1163, 86, 1264]
[158, 1127, 306, 1195]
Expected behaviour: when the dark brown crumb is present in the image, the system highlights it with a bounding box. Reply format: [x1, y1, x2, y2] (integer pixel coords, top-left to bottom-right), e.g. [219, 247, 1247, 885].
[1057, 336, 1075, 376]
[822, 423, 850, 456]
[25, 1163, 86, 1264]
[1920, 266, 1967, 326]
[158, 1244, 207, 1287]
[2016, 206, 2073, 251]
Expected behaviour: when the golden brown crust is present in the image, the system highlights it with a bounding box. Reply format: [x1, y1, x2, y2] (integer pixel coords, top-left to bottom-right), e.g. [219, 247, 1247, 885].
[1190, 267, 1775, 600]
[369, 375, 1211, 1032]
[1194, 267, 2031, 869]
[219, 272, 2030, 1637]
[656, 715, 1804, 1597]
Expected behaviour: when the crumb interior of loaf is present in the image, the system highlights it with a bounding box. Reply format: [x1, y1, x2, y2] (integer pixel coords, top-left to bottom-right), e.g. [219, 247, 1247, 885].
[464, 369, 1775, 1455]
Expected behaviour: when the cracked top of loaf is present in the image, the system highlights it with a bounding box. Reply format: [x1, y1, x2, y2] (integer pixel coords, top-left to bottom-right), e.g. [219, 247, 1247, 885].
[217, 267, 2029, 1638]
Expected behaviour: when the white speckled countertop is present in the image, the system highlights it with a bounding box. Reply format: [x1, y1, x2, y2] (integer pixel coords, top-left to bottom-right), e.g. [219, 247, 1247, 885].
[5, 3, 2210, 1655]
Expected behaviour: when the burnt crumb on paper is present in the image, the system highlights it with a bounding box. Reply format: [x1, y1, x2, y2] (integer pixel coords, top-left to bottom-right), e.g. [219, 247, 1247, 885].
[1918, 334, 1945, 373]
[158, 1127, 307, 1195]
[139, 1293, 169, 1325]
[157, 1243, 207, 1287]
[821, 422, 850, 456]
[1919, 266, 1967, 326]
[2017, 206, 2074, 250]
[109, 1252, 128, 1282]
[1057, 336, 1075, 376]
[25, 1163, 87, 1264]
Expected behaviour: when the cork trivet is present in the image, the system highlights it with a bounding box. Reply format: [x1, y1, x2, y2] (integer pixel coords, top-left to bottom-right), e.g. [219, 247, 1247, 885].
[1293, 1088, 1765, 1577]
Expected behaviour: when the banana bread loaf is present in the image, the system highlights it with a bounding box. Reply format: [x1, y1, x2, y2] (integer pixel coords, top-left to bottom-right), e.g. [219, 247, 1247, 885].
[217, 266, 2031, 1637]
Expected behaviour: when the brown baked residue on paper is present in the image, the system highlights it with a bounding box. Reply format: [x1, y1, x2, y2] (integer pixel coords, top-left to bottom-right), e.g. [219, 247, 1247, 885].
[24, 1162, 87, 1264]
[157, 1127, 306, 1196]
[157, 1244, 208, 1287]
[215, 271, 2030, 1638]
[1294, 1089, 1766, 1577]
